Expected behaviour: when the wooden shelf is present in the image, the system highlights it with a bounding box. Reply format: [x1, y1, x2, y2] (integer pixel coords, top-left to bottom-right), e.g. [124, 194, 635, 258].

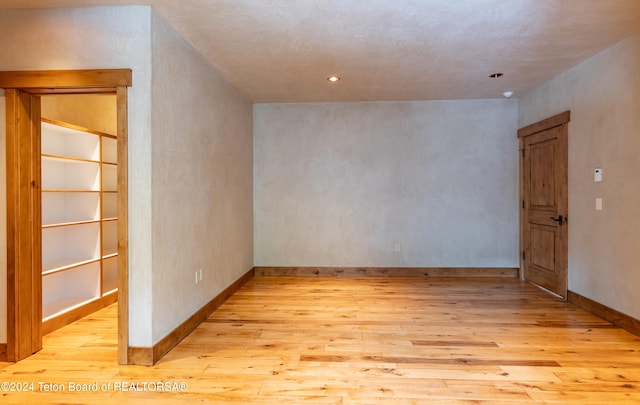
[42, 192, 100, 226]
[42, 291, 118, 336]
[41, 117, 118, 327]
[42, 154, 100, 164]
[43, 257, 100, 275]
[42, 295, 100, 321]
[102, 247, 118, 257]
[102, 288, 118, 296]
[42, 219, 101, 229]
[43, 189, 100, 193]
[42, 117, 117, 139]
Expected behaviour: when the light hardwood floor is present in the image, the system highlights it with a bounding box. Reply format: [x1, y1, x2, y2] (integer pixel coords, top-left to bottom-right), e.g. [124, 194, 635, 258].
[1, 276, 640, 404]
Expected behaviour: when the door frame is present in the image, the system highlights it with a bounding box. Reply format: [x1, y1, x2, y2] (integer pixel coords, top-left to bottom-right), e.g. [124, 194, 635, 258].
[0, 69, 131, 364]
[518, 111, 570, 298]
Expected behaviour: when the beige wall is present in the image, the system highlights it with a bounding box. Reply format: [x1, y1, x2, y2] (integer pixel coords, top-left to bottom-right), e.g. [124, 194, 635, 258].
[149, 13, 253, 343]
[254, 100, 519, 268]
[41, 95, 117, 135]
[519, 34, 640, 319]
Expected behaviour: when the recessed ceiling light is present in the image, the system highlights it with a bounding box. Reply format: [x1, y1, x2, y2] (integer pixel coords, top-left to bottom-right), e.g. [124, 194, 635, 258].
[327, 75, 341, 82]
[489, 73, 504, 78]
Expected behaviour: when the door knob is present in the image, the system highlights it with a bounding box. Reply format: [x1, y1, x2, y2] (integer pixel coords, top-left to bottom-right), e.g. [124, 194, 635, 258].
[550, 215, 563, 225]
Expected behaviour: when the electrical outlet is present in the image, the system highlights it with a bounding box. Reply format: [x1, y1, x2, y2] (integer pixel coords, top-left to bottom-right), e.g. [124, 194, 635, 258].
[195, 269, 203, 284]
[394, 243, 402, 252]
[594, 168, 603, 182]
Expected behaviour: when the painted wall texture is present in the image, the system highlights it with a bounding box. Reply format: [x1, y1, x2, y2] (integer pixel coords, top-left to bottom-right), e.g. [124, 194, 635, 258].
[519, 34, 640, 320]
[254, 100, 519, 268]
[150, 13, 253, 344]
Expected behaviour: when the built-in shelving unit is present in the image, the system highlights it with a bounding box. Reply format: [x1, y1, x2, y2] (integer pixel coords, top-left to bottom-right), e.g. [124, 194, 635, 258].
[41, 118, 118, 332]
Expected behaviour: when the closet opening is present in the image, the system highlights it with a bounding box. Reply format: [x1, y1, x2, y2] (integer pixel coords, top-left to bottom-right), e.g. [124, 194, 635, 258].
[1, 69, 131, 364]
[40, 94, 119, 334]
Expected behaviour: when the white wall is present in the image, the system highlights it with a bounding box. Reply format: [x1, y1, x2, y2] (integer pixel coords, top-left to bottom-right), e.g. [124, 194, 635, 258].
[254, 100, 519, 268]
[150, 13, 253, 343]
[519, 34, 640, 319]
[0, 6, 154, 346]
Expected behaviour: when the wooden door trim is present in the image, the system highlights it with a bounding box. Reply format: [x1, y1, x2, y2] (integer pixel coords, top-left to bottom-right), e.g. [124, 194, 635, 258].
[3, 69, 131, 363]
[5, 89, 42, 361]
[116, 85, 129, 365]
[518, 111, 570, 296]
[518, 111, 570, 139]
[0, 69, 132, 91]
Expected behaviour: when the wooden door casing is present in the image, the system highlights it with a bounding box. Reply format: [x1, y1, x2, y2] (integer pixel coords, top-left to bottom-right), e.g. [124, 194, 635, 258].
[518, 111, 570, 299]
[1, 70, 131, 363]
[5, 89, 42, 361]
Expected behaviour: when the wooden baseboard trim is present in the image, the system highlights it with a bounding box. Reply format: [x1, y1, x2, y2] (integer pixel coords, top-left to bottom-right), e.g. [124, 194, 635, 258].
[568, 290, 640, 337]
[43, 291, 119, 336]
[0, 343, 7, 362]
[255, 267, 518, 278]
[127, 346, 153, 365]
[128, 268, 255, 366]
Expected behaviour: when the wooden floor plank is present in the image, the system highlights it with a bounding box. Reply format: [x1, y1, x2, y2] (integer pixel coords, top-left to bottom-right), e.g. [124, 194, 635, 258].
[1, 276, 640, 403]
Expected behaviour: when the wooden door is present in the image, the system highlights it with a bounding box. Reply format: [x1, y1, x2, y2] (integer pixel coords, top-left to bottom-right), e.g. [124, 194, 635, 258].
[518, 111, 570, 298]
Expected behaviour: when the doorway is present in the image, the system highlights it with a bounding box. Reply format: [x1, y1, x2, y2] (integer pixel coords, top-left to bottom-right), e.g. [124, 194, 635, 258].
[518, 111, 570, 298]
[1, 69, 131, 363]
[40, 94, 119, 335]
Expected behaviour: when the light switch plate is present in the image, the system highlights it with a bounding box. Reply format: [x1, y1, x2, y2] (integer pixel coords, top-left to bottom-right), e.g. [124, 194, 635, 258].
[595, 198, 603, 211]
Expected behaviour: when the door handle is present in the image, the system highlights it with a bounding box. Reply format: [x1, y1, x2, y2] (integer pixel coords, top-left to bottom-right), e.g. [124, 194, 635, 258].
[550, 215, 563, 225]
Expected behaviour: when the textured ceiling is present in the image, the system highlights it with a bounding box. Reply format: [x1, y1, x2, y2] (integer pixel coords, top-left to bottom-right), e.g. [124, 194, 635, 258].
[2, 0, 640, 102]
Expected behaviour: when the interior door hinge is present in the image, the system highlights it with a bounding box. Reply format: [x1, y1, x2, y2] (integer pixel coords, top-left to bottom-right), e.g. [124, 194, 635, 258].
[520, 148, 525, 158]
[522, 200, 525, 209]
[521, 251, 525, 260]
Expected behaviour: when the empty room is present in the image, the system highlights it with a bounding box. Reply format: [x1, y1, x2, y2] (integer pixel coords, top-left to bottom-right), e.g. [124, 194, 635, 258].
[0, 1, 639, 404]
